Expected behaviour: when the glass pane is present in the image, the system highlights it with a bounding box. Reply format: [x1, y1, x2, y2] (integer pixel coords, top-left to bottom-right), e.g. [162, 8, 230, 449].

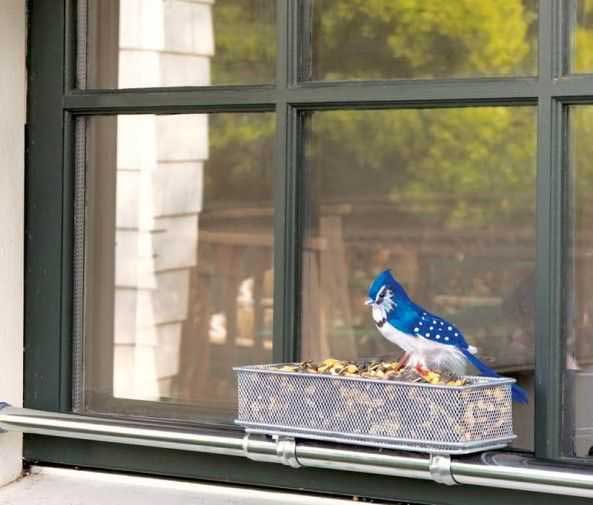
[570, 0, 593, 73]
[301, 108, 536, 449]
[565, 106, 593, 457]
[79, 112, 275, 423]
[79, 0, 276, 88]
[304, 0, 538, 81]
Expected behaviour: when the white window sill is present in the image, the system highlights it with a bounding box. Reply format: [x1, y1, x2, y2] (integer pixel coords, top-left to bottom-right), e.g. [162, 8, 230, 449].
[0, 466, 372, 505]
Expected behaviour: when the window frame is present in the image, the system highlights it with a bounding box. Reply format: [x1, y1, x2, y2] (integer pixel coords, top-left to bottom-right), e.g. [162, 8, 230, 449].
[24, 0, 593, 502]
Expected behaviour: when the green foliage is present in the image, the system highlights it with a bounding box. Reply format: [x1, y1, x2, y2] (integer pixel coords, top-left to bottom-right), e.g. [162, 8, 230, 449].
[210, 0, 276, 84]
[205, 113, 275, 205]
[573, 1, 593, 72]
[205, 1, 593, 232]
[310, 107, 536, 227]
[314, 0, 537, 79]
[304, 0, 539, 227]
[204, 1, 276, 205]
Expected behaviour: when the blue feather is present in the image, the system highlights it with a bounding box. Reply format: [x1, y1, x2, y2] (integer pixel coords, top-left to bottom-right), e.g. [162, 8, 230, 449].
[461, 348, 528, 404]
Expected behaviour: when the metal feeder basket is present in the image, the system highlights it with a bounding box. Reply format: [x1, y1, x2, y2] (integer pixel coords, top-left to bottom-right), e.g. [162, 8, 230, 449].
[234, 363, 516, 455]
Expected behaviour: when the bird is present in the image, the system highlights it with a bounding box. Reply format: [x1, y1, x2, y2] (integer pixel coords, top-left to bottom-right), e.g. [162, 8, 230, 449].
[365, 269, 528, 403]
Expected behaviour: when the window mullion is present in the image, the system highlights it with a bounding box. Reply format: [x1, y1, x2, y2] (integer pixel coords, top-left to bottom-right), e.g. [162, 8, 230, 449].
[535, 96, 566, 460]
[63, 88, 278, 114]
[272, 103, 300, 363]
[534, 0, 565, 460]
[272, 0, 300, 362]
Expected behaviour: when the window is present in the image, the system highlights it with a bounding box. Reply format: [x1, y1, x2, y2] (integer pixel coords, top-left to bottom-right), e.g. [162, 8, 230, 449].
[300, 107, 537, 449]
[82, 0, 276, 88]
[24, 0, 593, 503]
[306, 0, 538, 80]
[566, 104, 593, 457]
[79, 112, 275, 423]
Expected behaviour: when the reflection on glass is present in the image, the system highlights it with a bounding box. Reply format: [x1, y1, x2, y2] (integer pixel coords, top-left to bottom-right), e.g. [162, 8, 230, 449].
[81, 112, 275, 423]
[301, 108, 536, 448]
[566, 106, 593, 456]
[570, 0, 593, 73]
[305, 0, 538, 81]
[80, 0, 276, 88]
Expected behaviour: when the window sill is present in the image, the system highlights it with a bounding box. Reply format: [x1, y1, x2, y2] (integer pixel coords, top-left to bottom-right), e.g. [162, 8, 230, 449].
[0, 466, 363, 505]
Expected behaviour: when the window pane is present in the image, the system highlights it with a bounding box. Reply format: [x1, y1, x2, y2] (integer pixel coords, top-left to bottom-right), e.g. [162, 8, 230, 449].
[566, 106, 593, 457]
[304, 0, 538, 81]
[79, 0, 276, 88]
[570, 0, 593, 73]
[300, 108, 536, 449]
[78, 112, 275, 424]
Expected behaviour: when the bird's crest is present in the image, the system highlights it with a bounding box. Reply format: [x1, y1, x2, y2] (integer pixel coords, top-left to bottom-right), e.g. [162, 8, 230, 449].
[368, 269, 410, 304]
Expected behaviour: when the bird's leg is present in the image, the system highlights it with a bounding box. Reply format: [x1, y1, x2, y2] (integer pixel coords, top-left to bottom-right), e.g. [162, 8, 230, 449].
[415, 362, 430, 377]
[396, 352, 410, 371]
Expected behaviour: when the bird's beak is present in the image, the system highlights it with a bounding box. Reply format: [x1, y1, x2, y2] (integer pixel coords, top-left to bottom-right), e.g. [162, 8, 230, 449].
[364, 298, 373, 306]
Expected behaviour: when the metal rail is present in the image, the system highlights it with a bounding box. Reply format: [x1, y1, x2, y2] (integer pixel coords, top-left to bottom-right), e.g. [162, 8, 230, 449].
[1, 405, 593, 498]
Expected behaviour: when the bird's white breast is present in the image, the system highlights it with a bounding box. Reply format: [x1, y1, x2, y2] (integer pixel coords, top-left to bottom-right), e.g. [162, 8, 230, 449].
[376, 320, 419, 353]
[377, 321, 467, 375]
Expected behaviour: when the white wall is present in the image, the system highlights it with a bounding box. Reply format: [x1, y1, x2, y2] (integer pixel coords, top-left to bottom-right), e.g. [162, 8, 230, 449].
[0, 0, 25, 488]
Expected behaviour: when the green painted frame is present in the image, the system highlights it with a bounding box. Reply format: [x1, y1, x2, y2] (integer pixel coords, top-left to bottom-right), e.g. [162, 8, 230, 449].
[24, 0, 593, 502]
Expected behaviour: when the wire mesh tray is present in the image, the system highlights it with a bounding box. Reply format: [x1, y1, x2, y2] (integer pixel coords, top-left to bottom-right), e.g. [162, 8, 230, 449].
[234, 363, 516, 455]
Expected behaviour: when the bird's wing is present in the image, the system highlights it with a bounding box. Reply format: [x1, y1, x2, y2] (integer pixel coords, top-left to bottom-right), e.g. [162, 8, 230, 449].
[409, 309, 471, 349]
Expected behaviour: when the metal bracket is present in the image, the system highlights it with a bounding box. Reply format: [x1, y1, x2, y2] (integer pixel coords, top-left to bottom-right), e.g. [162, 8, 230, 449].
[274, 436, 301, 469]
[429, 454, 458, 486]
[242, 434, 301, 468]
[429, 454, 457, 486]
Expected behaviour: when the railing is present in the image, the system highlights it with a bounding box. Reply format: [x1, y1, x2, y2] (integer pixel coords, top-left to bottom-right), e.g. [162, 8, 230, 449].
[1, 405, 593, 498]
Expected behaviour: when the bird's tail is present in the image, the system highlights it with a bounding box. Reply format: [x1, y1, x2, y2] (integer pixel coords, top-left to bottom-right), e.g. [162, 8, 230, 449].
[461, 348, 528, 404]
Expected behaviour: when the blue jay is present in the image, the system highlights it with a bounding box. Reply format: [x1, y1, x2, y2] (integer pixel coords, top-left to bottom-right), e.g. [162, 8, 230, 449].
[366, 269, 528, 403]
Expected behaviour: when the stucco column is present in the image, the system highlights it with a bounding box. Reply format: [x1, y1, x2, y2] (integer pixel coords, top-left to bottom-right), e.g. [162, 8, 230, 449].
[0, 0, 25, 487]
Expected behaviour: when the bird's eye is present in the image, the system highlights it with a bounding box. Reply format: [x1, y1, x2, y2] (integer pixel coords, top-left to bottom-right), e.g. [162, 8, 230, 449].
[379, 291, 386, 298]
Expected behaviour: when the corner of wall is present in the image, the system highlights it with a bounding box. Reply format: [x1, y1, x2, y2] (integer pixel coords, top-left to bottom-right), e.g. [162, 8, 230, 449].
[0, 0, 26, 488]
